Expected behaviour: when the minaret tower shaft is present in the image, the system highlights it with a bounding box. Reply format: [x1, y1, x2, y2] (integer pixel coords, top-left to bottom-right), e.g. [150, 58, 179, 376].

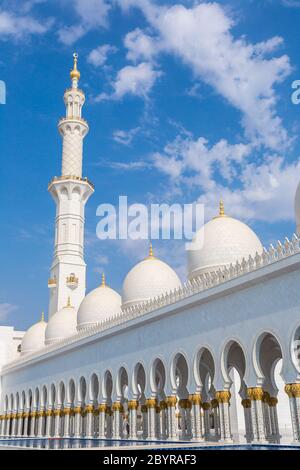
[48, 53, 94, 318]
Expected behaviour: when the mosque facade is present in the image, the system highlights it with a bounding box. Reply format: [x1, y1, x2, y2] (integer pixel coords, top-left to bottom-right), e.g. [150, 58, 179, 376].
[1, 55, 300, 444]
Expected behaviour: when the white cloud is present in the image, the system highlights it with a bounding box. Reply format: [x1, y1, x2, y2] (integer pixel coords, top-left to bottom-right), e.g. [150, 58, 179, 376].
[121, 1, 292, 152]
[152, 129, 300, 224]
[197, 156, 300, 223]
[57, 0, 110, 45]
[87, 44, 117, 67]
[0, 10, 51, 40]
[124, 27, 160, 62]
[95, 62, 161, 101]
[0, 303, 18, 321]
[153, 133, 252, 191]
[112, 127, 140, 145]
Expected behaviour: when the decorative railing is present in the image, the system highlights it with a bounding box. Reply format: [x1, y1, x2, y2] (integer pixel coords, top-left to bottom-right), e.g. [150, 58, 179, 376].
[3, 233, 300, 370]
[58, 116, 88, 126]
[48, 175, 94, 189]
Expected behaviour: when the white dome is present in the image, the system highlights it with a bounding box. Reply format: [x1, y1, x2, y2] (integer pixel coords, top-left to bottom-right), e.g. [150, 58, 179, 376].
[77, 275, 122, 330]
[45, 300, 77, 346]
[122, 246, 181, 309]
[187, 203, 263, 280]
[21, 315, 47, 356]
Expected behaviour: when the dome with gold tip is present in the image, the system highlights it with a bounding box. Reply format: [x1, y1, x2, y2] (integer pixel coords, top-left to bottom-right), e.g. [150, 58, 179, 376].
[45, 298, 77, 346]
[21, 312, 47, 356]
[122, 243, 181, 309]
[77, 274, 122, 330]
[187, 200, 263, 280]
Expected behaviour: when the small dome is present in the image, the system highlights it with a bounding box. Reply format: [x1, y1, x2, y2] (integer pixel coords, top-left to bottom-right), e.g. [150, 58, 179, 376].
[187, 201, 263, 280]
[45, 298, 77, 346]
[21, 313, 47, 356]
[122, 244, 181, 309]
[77, 274, 122, 330]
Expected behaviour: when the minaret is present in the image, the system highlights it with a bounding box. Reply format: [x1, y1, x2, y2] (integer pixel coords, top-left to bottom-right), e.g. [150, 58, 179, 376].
[47, 53, 94, 317]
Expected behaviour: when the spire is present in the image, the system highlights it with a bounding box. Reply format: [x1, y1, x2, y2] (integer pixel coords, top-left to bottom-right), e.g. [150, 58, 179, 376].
[70, 52, 80, 87]
[146, 241, 156, 260]
[219, 199, 225, 217]
[41, 311, 45, 322]
[101, 272, 106, 287]
[65, 296, 72, 308]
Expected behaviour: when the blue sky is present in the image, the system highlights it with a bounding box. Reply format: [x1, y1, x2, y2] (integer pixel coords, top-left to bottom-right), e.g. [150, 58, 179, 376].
[1, 0, 300, 330]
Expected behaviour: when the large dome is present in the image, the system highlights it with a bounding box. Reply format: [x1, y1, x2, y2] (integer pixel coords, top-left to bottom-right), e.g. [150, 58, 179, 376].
[45, 298, 77, 346]
[187, 202, 263, 280]
[77, 274, 122, 330]
[21, 313, 47, 356]
[122, 244, 181, 309]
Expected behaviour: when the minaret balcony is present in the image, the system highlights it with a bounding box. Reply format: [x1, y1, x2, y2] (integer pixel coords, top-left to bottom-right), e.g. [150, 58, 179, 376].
[66, 274, 78, 289]
[48, 278, 57, 289]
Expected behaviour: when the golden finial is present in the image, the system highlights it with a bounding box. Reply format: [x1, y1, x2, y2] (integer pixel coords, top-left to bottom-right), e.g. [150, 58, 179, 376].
[70, 52, 80, 81]
[146, 241, 156, 260]
[213, 199, 228, 219]
[101, 272, 106, 287]
[41, 312, 45, 322]
[65, 296, 72, 308]
[219, 199, 225, 217]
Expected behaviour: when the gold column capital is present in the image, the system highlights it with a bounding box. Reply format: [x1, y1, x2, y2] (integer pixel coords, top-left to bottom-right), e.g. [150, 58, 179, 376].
[215, 390, 231, 403]
[285, 383, 300, 398]
[201, 402, 211, 410]
[241, 398, 251, 408]
[166, 396, 177, 407]
[85, 404, 94, 414]
[146, 398, 157, 408]
[247, 387, 264, 401]
[160, 400, 167, 410]
[189, 393, 202, 405]
[269, 397, 278, 407]
[112, 402, 124, 412]
[262, 391, 271, 404]
[128, 399, 139, 410]
[211, 398, 219, 409]
[98, 404, 107, 413]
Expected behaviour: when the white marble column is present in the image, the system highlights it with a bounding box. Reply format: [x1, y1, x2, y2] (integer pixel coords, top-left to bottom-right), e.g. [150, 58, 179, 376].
[106, 407, 113, 438]
[166, 396, 177, 440]
[29, 409, 36, 437]
[285, 384, 300, 442]
[37, 409, 45, 437]
[17, 411, 23, 437]
[146, 398, 157, 440]
[74, 406, 82, 438]
[215, 391, 232, 442]
[11, 411, 17, 437]
[241, 399, 253, 442]
[190, 394, 204, 441]
[63, 407, 72, 438]
[247, 387, 266, 443]
[85, 404, 95, 438]
[160, 401, 168, 439]
[112, 402, 123, 439]
[202, 402, 211, 439]
[141, 405, 148, 439]
[23, 410, 30, 437]
[53, 408, 62, 437]
[98, 404, 106, 438]
[268, 397, 280, 442]
[45, 409, 53, 437]
[128, 400, 139, 439]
